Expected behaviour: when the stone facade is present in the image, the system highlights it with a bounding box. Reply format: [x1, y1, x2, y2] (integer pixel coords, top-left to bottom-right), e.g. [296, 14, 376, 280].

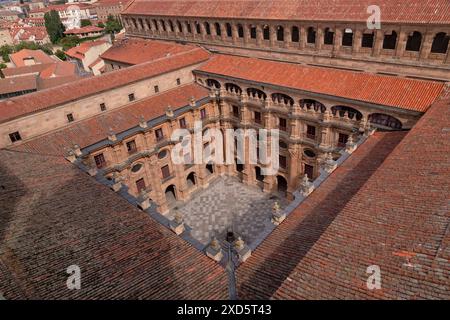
[121, 15, 450, 80]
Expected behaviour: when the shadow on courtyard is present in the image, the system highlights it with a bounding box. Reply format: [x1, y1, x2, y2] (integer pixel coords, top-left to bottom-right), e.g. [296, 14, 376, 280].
[237, 132, 406, 299]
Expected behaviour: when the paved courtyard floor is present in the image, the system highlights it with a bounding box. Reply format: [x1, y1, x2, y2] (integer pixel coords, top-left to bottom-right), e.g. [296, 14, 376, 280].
[167, 176, 289, 246]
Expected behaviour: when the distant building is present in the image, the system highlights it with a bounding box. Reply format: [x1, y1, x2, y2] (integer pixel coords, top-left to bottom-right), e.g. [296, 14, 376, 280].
[0, 10, 22, 22]
[65, 39, 112, 75]
[95, 0, 128, 22]
[0, 28, 13, 46]
[29, 3, 95, 30]
[64, 25, 104, 38]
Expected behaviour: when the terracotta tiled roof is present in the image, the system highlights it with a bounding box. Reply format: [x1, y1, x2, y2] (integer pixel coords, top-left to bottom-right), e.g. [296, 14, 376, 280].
[65, 40, 109, 60]
[37, 75, 83, 90]
[100, 38, 198, 65]
[122, 0, 450, 24]
[196, 54, 444, 112]
[238, 98, 450, 300]
[0, 47, 210, 124]
[0, 75, 37, 95]
[38, 61, 77, 79]
[9, 49, 54, 67]
[11, 84, 209, 156]
[64, 26, 104, 35]
[0, 149, 228, 299]
[1, 63, 52, 77]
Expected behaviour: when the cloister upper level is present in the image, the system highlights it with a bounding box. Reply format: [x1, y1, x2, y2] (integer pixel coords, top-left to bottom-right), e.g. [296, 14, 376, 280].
[121, 0, 450, 80]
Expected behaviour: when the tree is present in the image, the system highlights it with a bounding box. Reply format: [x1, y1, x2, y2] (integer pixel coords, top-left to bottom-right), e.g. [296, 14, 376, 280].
[44, 10, 65, 44]
[104, 15, 122, 34]
[81, 19, 92, 27]
[97, 22, 105, 28]
[55, 50, 66, 61]
[0, 63, 7, 69]
[0, 45, 13, 62]
[59, 35, 81, 51]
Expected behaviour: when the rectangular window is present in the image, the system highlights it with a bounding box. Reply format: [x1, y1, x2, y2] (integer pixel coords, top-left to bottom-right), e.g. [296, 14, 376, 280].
[94, 153, 106, 168]
[279, 118, 287, 131]
[9, 131, 21, 143]
[176, 78, 181, 86]
[254, 111, 261, 124]
[128, 93, 135, 101]
[100, 103, 106, 111]
[232, 105, 239, 118]
[179, 117, 187, 128]
[126, 140, 137, 154]
[307, 125, 316, 139]
[136, 178, 146, 192]
[154, 85, 159, 93]
[305, 164, 314, 180]
[200, 108, 206, 119]
[161, 165, 170, 179]
[67, 113, 74, 122]
[279, 155, 287, 169]
[338, 133, 349, 147]
[155, 128, 164, 141]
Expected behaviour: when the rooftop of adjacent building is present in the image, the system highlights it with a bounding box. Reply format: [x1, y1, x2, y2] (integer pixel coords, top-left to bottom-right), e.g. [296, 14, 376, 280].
[9, 49, 54, 67]
[64, 25, 104, 35]
[122, 0, 450, 24]
[65, 39, 110, 60]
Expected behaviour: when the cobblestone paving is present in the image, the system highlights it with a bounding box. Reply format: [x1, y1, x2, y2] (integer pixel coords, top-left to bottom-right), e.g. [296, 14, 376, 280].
[168, 176, 289, 246]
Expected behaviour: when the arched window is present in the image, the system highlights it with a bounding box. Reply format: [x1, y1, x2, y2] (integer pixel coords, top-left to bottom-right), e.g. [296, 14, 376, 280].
[431, 32, 449, 54]
[225, 83, 242, 94]
[263, 25, 270, 40]
[331, 106, 363, 121]
[206, 79, 221, 89]
[186, 21, 192, 33]
[277, 25, 284, 41]
[247, 88, 267, 100]
[368, 113, 402, 129]
[214, 22, 221, 36]
[272, 93, 294, 106]
[206, 163, 214, 174]
[362, 31, 374, 48]
[291, 26, 299, 42]
[255, 166, 264, 182]
[160, 20, 166, 32]
[177, 20, 182, 32]
[383, 30, 397, 49]
[168, 20, 174, 32]
[406, 31, 422, 52]
[153, 19, 159, 31]
[237, 24, 244, 38]
[250, 25, 257, 39]
[276, 175, 287, 194]
[146, 19, 152, 31]
[226, 23, 232, 37]
[186, 172, 196, 187]
[342, 28, 353, 47]
[300, 99, 326, 112]
[324, 27, 334, 45]
[195, 21, 201, 34]
[204, 22, 211, 35]
[307, 27, 316, 44]
[165, 185, 176, 203]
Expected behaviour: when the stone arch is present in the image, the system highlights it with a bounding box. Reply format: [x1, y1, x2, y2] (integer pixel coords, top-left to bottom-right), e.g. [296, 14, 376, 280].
[431, 32, 450, 54]
[342, 28, 354, 47]
[247, 87, 267, 100]
[383, 30, 397, 49]
[271, 93, 294, 106]
[406, 31, 422, 52]
[324, 27, 334, 45]
[276, 25, 284, 41]
[276, 175, 288, 195]
[206, 78, 221, 89]
[300, 99, 326, 112]
[225, 83, 242, 94]
[186, 171, 197, 188]
[263, 25, 270, 40]
[226, 23, 232, 37]
[331, 105, 363, 120]
[165, 185, 177, 203]
[368, 113, 403, 129]
[206, 163, 214, 174]
[307, 27, 316, 44]
[291, 26, 299, 42]
[255, 166, 264, 182]
[204, 21, 211, 35]
[214, 22, 221, 36]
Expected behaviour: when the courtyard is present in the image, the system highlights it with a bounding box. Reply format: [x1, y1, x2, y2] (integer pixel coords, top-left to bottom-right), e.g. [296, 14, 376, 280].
[167, 176, 289, 246]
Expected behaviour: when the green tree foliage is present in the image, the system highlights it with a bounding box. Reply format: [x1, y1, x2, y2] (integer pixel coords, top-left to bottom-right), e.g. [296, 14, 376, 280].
[105, 15, 122, 34]
[81, 19, 92, 27]
[0, 42, 54, 62]
[44, 10, 65, 44]
[58, 35, 81, 51]
[55, 49, 66, 61]
[97, 22, 105, 28]
[0, 63, 7, 69]
[0, 45, 13, 62]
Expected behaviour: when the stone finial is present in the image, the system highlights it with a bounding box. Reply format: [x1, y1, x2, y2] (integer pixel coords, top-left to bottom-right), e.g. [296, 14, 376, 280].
[65, 149, 76, 163]
[87, 165, 98, 177]
[189, 97, 196, 108]
[72, 144, 82, 157]
[300, 174, 314, 197]
[208, 89, 217, 99]
[111, 172, 123, 192]
[345, 135, 357, 154]
[206, 236, 223, 262]
[107, 128, 117, 142]
[170, 210, 185, 235]
[234, 236, 252, 263]
[139, 115, 147, 129]
[323, 152, 337, 173]
[271, 201, 286, 225]
[272, 201, 280, 213]
[165, 105, 174, 117]
[364, 121, 376, 136]
[322, 109, 331, 121]
[137, 190, 150, 210]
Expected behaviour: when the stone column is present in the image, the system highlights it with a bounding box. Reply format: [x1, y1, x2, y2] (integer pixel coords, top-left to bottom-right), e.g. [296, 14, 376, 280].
[395, 29, 407, 57]
[232, 23, 238, 44]
[319, 126, 330, 149]
[299, 26, 306, 49]
[199, 22, 207, 41]
[220, 22, 227, 42]
[419, 31, 434, 60]
[256, 25, 263, 46]
[287, 145, 300, 200]
[270, 25, 276, 47]
[147, 158, 168, 214]
[316, 27, 323, 50]
[372, 29, 384, 57]
[353, 28, 362, 53]
[284, 25, 291, 48]
[333, 28, 342, 54]
[243, 24, 250, 45]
